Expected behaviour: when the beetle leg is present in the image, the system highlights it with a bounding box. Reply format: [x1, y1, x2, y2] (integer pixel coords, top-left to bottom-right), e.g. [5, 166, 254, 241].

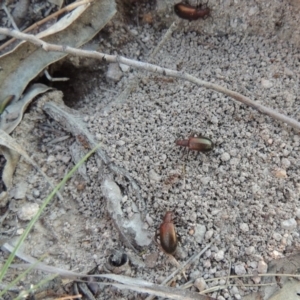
[186, 149, 190, 159]
[189, 131, 197, 138]
[154, 229, 160, 245]
[180, 147, 187, 159]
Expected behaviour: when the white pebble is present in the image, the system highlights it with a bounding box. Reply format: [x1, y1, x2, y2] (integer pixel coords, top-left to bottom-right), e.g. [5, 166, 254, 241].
[245, 246, 255, 255]
[240, 223, 249, 232]
[248, 6, 259, 16]
[281, 218, 297, 231]
[252, 276, 261, 284]
[106, 63, 123, 82]
[234, 264, 246, 275]
[32, 189, 40, 198]
[273, 232, 282, 241]
[248, 261, 257, 269]
[205, 229, 214, 240]
[194, 277, 207, 292]
[18, 203, 39, 221]
[119, 63, 130, 72]
[281, 158, 291, 168]
[257, 260, 268, 274]
[13, 182, 28, 199]
[194, 224, 206, 243]
[211, 116, 218, 124]
[203, 260, 211, 268]
[117, 140, 125, 146]
[221, 152, 230, 162]
[149, 169, 161, 182]
[146, 214, 154, 226]
[215, 250, 224, 261]
[16, 228, 24, 235]
[284, 67, 294, 77]
[47, 155, 56, 163]
[261, 78, 273, 88]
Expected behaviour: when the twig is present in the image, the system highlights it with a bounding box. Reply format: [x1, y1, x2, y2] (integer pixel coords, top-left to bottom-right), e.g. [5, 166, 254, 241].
[148, 21, 178, 61]
[0, 28, 300, 131]
[0, 0, 93, 52]
[1, 4, 19, 31]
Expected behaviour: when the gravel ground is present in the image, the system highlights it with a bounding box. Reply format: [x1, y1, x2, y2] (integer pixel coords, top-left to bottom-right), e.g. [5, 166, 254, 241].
[1, 4, 300, 300]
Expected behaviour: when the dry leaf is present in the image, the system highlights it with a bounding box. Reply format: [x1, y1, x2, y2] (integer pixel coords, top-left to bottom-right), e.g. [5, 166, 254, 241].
[0, 0, 116, 117]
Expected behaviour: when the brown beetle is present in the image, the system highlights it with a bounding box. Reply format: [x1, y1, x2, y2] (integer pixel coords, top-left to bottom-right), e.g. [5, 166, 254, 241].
[158, 211, 178, 255]
[176, 135, 214, 153]
[174, 2, 210, 21]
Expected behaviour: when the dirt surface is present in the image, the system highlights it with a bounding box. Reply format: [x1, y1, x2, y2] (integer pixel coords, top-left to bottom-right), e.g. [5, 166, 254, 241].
[1, 1, 300, 300]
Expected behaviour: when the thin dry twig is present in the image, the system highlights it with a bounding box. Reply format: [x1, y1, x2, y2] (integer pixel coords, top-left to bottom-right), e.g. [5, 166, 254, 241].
[1, 3, 19, 31]
[0, 0, 93, 52]
[148, 21, 178, 61]
[54, 296, 82, 300]
[0, 28, 299, 131]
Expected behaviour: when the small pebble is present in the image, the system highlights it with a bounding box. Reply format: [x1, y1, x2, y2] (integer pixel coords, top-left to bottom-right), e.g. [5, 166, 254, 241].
[221, 152, 230, 161]
[295, 208, 300, 219]
[145, 214, 154, 226]
[106, 63, 123, 82]
[16, 228, 24, 235]
[261, 78, 273, 88]
[245, 246, 255, 255]
[257, 260, 268, 274]
[205, 229, 214, 240]
[273, 232, 282, 241]
[234, 264, 246, 275]
[194, 224, 206, 243]
[252, 276, 261, 284]
[248, 261, 257, 269]
[274, 168, 287, 178]
[32, 189, 40, 198]
[240, 223, 249, 232]
[194, 277, 207, 292]
[284, 67, 294, 77]
[18, 203, 39, 221]
[215, 250, 224, 261]
[149, 170, 161, 182]
[12, 182, 28, 200]
[281, 158, 291, 168]
[119, 63, 130, 72]
[281, 218, 297, 231]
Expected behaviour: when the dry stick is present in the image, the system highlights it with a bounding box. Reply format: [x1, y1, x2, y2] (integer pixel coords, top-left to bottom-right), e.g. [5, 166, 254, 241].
[148, 21, 178, 61]
[1, 4, 19, 31]
[0, 0, 93, 52]
[1, 28, 300, 132]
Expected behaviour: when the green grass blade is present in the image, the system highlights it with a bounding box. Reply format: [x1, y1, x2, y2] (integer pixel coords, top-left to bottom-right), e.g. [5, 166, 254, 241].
[0, 254, 48, 297]
[0, 144, 100, 286]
